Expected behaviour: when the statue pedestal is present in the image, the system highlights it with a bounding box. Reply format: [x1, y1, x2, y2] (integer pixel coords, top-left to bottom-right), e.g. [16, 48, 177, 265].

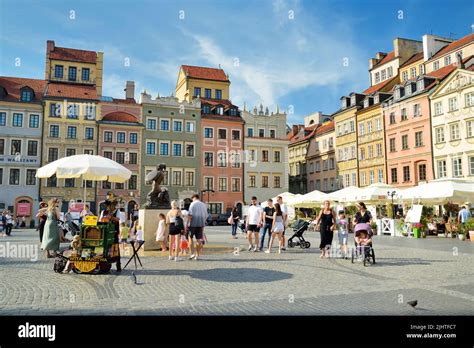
[139, 209, 168, 251]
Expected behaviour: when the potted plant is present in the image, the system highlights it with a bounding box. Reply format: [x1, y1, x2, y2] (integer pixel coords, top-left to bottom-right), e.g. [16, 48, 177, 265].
[420, 216, 428, 238]
[370, 221, 378, 235]
[464, 218, 474, 242]
[413, 222, 423, 238]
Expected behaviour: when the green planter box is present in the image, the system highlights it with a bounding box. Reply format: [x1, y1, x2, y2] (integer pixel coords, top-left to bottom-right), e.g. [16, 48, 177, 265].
[413, 227, 421, 239]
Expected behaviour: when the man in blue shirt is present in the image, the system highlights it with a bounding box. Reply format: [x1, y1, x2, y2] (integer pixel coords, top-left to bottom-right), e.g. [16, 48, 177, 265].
[186, 194, 208, 260]
[458, 205, 471, 234]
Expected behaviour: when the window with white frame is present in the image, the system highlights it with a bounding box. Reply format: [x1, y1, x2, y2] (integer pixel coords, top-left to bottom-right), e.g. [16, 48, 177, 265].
[204, 176, 214, 190]
[388, 66, 393, 77]
[433, 61, 440, 70]
[375, 72, 380, 83]
[351, 145, 356, 159]
[368, 145, 373, 158]
[444, 55, 451, 66]
[359, 123, 365, 136]
[402, 71, 408, 81]
[437, 160, 447, 178]
[367, 121, 372, 133]
[147, 118, 157, 130]
[449, 123, 460, 140]
[350, 120, 355, 132]
[435, 127, 445, 143]
[345, 174, 350, 187]
[381, 69, 386, 80]
[449, 97, 457, 112]
[217, 152, 227, 167]
[369, 170, 374, 184]
[376, 118, 381, 130]
[419, 64, 425, 75]
[466, 92, 474, 107]
[469, 156, 474, 176]
[185, 121, 195, 133]
[452, 157, 462, 177]
[376, 143, 382, 157]
[434, 101, 443, 115]
[413, 103, 421, 117]
[377, 169, 383, 183]
[232, 177, 241, 192]
[467, 120, 474, 138]
[410, 67, 416, 78]
[415, 131, 423, 147]
[361, 172, 366, 186]
[218, 177, 228, 191]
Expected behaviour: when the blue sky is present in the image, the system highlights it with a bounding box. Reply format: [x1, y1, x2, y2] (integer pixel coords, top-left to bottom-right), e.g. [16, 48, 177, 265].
[0, 0, 473, 124]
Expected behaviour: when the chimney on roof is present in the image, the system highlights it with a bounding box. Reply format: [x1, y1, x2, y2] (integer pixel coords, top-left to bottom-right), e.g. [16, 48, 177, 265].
[46, 40, 55, 80]
[455, 52, 464, 69]
[47, 40, 55, 54]
[375, 52, 386, 60]
[292, 125, 300, 136]
[422, 34, 455, 61]
[125, 81, 135, 100]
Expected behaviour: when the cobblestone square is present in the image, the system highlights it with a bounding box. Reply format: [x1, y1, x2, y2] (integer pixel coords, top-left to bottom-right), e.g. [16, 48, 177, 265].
[1, 227, 473, 315]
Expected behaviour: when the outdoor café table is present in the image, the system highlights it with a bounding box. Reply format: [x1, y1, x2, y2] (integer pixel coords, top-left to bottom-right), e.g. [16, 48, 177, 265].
[123, 240, 145, 270]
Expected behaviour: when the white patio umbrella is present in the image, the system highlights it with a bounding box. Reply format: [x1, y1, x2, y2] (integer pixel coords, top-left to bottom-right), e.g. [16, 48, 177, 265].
[36, 154, 132, 203]
[288, 190, 328, 208]
[397, 178, 474, 204]
[355, 183, 400, 203]
[261, 192, 298, 208]
[327, 186, 362, 204]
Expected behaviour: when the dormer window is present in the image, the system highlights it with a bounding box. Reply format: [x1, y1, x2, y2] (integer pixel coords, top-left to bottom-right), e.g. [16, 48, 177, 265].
[416, 79, 424, 91]
[350, 95, 356, 106]
[394, 87, 401, 100]
[363, 98, 370, 108]
[406, 83, 412, 96]
[374, 94, 380, 104]
[229, 108, 237, 116]
[20, 88, 33, 102]
[341, 98, 347, 110]
[202, 105, 210, 114]
[216, 106, 224, 115]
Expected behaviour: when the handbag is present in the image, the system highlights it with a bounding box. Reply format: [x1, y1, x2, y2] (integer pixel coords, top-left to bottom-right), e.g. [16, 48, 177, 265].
[227, 216, 233, 225]
[175, 215, 184, 230]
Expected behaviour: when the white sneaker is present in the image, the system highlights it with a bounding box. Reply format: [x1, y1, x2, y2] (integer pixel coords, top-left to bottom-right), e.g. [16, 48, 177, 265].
[189, 254, 196, 260]
[194, 255, 199, 261]
[174, 256, 180, 261]
[253, 246, 258, 252]
[278, 248, 281, 254]
[248, 245, 253, 251]
[264, 250, 271, 254]
[168, 256, 173, 260]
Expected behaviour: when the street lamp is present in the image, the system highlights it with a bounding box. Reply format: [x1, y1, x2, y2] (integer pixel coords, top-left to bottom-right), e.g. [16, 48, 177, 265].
[201, 189, 215, 209]
[387, 190, 396, 219]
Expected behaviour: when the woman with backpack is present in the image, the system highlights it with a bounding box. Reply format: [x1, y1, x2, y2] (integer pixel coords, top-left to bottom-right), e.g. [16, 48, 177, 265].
[167, 200, 184, 261]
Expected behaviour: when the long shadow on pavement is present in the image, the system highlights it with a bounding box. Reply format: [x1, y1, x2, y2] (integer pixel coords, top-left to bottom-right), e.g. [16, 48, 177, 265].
[138, 267, 293, 283]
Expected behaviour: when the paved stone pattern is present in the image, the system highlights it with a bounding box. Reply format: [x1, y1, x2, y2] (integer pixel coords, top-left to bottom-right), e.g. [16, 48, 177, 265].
[0, 227, 473, 315]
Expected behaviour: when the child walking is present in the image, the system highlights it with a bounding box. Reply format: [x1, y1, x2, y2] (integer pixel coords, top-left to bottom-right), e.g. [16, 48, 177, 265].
[337, 211, 349, 259]
[119, 222, 130, 254]
[155, 213, 168, 252]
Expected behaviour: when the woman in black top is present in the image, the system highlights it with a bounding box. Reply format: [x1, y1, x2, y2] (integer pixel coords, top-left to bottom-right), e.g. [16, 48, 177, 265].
[354, 202, 372, 226]
[315, 200, 336, 258]
[230, 204, 240, 239]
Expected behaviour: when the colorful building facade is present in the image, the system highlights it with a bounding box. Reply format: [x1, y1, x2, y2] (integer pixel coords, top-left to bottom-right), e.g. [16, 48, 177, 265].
[242, 105, 288, 203]
[97, 81, 143, 212]
[140, 92, 201, 208]
[40, 41, 102, 212]
[0, 77, 46, 225]
[306, 121, 336, 193]
[430, 65, 474, 181]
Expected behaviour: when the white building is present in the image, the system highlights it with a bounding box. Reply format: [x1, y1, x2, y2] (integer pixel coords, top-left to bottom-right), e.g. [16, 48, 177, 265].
[242, 105, 289, 203]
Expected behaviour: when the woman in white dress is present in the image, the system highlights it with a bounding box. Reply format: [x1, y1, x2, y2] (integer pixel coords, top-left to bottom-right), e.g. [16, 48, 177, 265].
[155, 213, 168, 252]
[265, 203, 286, 254]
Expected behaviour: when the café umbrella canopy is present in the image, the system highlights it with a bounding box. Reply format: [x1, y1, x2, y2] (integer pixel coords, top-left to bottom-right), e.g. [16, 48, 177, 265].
[354, 183, 400, 203]
[36, 154, 132, 203]
[288, 190, 328, 207]
[261, 192, 298, 208]
[397, 178, 474, 204]
[327, 186, 363, 203]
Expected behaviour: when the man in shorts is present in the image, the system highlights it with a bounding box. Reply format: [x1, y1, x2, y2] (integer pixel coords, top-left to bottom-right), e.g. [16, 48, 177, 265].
[276, 196, 288, 251]
[186, 194, 208, 260]
[246, 196, 263, 252]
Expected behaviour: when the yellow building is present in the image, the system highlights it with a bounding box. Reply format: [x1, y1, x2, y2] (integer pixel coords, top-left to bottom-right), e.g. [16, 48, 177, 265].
[356, 79, 398, 187]
[288, 125, 313, 194]
[399, 52, 424, 82]
[333, 93, 364, 188]
[176, 65, 230, 102]
[40, 41, 103, 212]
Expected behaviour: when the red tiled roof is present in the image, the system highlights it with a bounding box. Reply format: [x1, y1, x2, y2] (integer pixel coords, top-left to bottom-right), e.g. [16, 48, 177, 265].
[372, 51, 395, 69]
[45, 82, 98, 100]
[363, 76, 397, 95]
[289, 128, 316, 143]
[49, 46, 97, 64]
[432, 33, 474, 59]
[0, 76, 47, 102]
[426, 64, 456, 79]
[182, 65, 229, 82]
[101, 97, 137, 104]
[315, 121, 334, 135]
[400, 51, 424, 67]
[101, 111, 138, 123]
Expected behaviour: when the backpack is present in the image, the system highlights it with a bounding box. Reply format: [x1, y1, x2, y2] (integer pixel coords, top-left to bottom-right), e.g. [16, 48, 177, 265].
[175, 215, 184, 230]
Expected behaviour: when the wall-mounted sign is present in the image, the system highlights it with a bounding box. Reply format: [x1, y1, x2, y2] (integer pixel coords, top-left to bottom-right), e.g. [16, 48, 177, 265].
[17, 203, 31, 216]
[0, 156, 39, 164]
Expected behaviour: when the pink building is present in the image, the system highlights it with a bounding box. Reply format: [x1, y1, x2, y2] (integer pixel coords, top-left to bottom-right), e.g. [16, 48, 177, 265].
[383, 66, 454, 187]
[97, 81, 143, 214]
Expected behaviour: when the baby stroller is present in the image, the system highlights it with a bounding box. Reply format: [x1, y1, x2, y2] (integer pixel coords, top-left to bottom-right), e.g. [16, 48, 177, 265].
[287, 220, 311, 249]
[351, 223, 376, 266]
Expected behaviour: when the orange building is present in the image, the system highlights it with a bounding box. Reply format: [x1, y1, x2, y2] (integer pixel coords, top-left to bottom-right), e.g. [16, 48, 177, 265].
[176, 65, 244, 214]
